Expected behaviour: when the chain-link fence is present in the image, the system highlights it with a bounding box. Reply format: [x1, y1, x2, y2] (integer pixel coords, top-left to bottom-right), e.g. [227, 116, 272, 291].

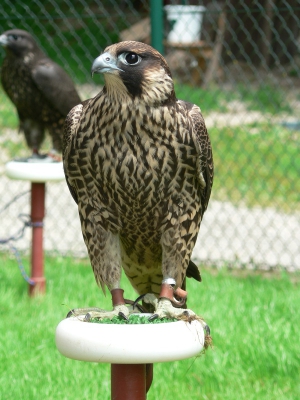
[0, 1, 299, 271]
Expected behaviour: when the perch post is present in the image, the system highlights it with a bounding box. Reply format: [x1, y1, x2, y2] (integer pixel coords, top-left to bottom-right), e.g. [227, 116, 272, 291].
[5, 160, 65, 296]
[111, 363, 150, 400]
[29, 181, 46, 295]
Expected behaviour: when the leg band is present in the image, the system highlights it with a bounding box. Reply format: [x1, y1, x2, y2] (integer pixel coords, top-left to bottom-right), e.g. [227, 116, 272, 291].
[111, 288, 125, 306]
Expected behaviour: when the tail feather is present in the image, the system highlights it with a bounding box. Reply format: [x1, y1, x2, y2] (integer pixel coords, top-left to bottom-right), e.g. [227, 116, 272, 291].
[186, 260, 202, 282]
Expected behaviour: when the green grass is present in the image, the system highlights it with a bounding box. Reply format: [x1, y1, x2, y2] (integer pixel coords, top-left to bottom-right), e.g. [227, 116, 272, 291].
[175, 84, 230, 113]
[175, 83, 292, 115]
[236, 84, 292, 114]
[0, 253, 299, 400]
[0, 90, 18, 130]
[210, 122, 300, 210]
[90, 315, 178, 324]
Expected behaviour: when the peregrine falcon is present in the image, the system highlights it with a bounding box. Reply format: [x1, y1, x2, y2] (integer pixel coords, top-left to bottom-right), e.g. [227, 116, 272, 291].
[0, 29, 81, 158]
[63, 41, 213, 320]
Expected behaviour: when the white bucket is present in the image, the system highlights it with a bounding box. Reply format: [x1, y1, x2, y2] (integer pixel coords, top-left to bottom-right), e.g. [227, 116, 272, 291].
[164, 5, 206, 43]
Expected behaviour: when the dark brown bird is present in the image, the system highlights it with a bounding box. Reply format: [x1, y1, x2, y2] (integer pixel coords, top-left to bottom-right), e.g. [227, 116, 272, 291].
[0, 29, 81, 158]
[63, 41, 213, 320]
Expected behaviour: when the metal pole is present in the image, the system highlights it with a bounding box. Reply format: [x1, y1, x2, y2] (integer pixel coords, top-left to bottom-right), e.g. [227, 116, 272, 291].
[29, 182, 46, 296]
[150, 0, 164, 54]
[111, 364, 146, 400]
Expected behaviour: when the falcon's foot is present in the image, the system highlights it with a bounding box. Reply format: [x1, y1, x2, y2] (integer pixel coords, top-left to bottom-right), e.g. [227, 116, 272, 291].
[142, 294, 196, 321]
[47, 149, 62, 162]
[67, 304, 132, 322]
[16, 151, 61, 163]
[66, 289, 146, 322]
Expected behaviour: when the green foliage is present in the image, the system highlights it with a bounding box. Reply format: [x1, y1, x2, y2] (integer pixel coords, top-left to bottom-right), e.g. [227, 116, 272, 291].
[0, 253, 299, 400]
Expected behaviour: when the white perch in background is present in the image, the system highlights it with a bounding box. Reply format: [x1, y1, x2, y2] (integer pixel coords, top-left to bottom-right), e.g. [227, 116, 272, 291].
[5, 160, 64, 183]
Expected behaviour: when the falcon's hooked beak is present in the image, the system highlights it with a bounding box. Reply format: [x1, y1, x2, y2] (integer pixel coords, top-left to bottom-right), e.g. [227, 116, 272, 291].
[91, 52, 124, 77]
[0, 34, 9, 47]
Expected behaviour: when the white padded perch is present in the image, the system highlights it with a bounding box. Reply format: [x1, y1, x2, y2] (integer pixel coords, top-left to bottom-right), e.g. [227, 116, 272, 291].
[55, 314, 205, 364]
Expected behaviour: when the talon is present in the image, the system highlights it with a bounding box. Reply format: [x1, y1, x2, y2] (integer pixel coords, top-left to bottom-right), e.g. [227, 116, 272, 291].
[66, 309, 75, 318]
[204, 324, 211, 335]
[84, 312, 92, 322]
[134, 303, 147, 313]
[118, 311, 129, 321]
[133, 294, 146, 308]
[148, 313, 158, 322]
[125, 298, 147, 313]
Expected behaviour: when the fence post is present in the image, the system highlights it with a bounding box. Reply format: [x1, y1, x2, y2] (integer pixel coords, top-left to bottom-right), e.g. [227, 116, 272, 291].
[150, 0, 164, 54]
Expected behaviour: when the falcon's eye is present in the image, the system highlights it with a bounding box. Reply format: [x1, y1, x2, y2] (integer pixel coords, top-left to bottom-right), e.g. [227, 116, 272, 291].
[9, 34, 19, 41]
[125, 53, 139, 64]
[119, 52, 142, 66]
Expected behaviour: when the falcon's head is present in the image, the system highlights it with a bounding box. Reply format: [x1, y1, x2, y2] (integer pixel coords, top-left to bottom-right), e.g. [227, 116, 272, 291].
[0, 29, 42, 59]
[91, 41, 176, 106]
